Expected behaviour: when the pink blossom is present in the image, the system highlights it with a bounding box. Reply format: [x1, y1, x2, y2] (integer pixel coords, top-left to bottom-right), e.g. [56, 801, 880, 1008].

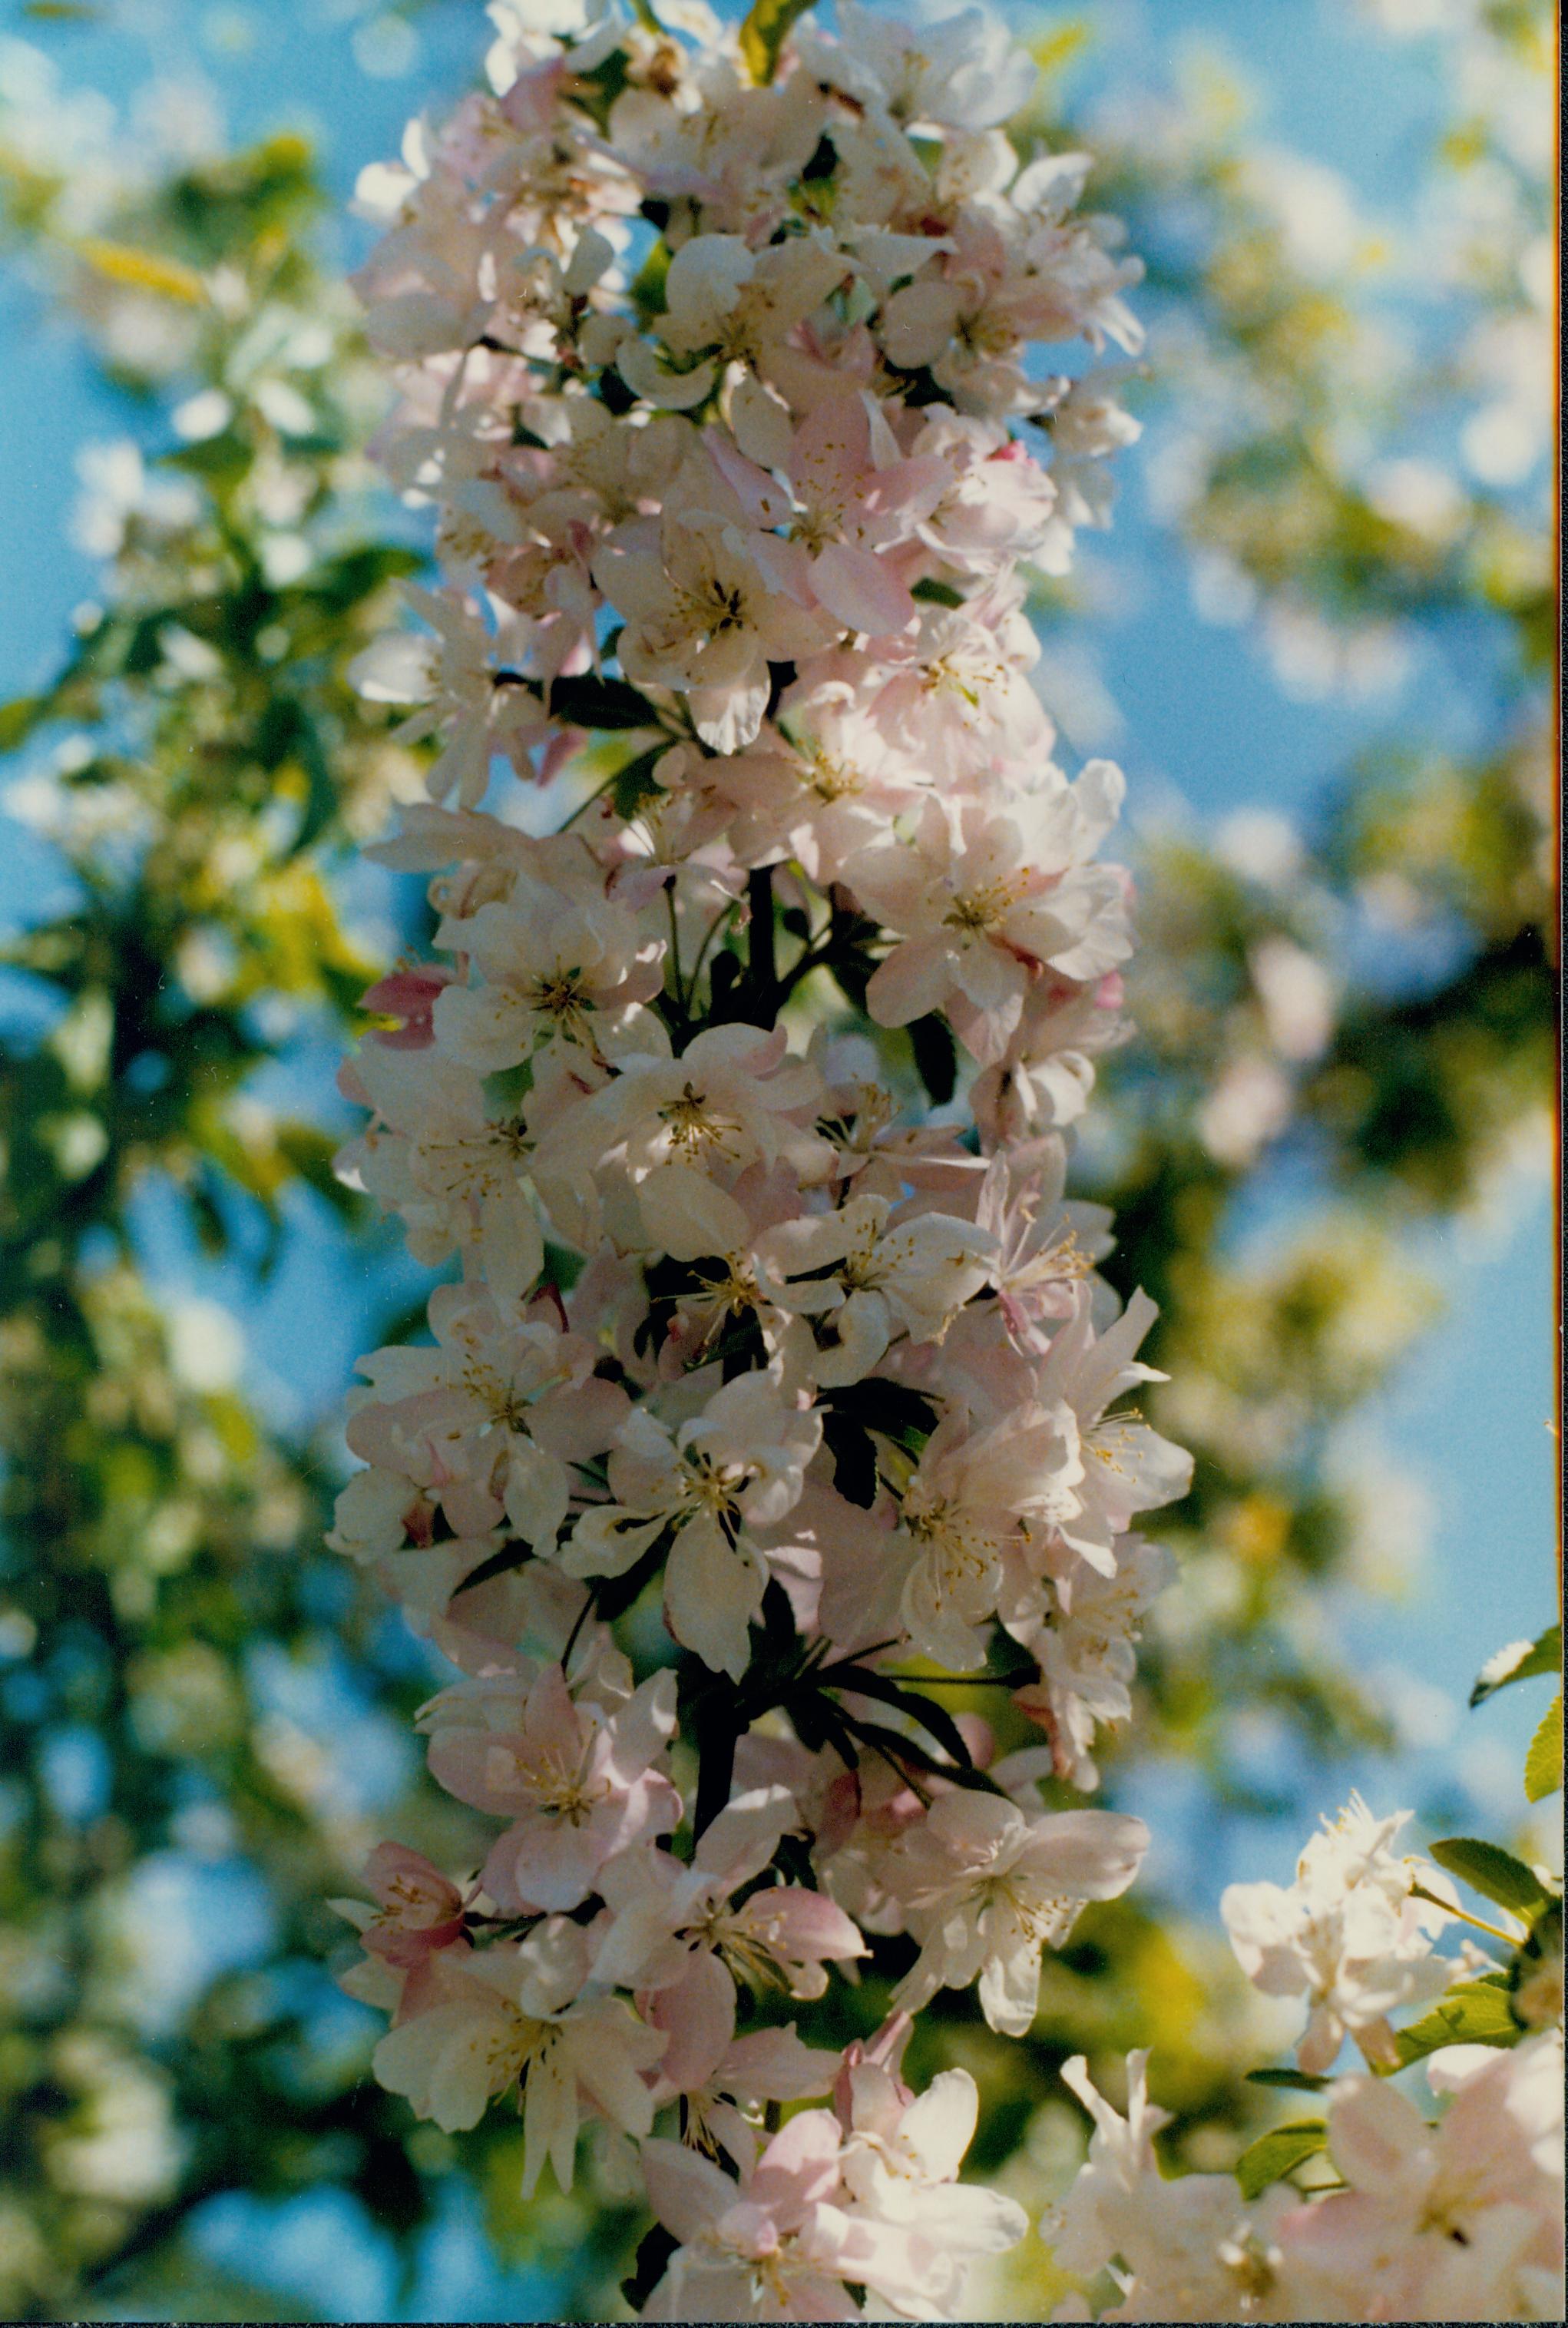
[594, 1785, 865, 1999]
[640, 2112, 862, 2322]
[425, 1663, 680, 1912]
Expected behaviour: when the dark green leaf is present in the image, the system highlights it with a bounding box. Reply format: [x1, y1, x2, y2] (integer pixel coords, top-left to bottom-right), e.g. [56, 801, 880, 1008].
[839, 1717, 998, 1793]
[908, 1012, 958, 1104]
[1471, 1624, 1560, 1706]
[256, 695, 302, 772]
[550, 674, 660, 730]
[1428, 1836, 1553, 1917]
[1245, 2068, 1332, 2094]
[909, 578, 965, 608]
[788, 1691, 832, 1754]
[752, 1576, 801, 1672]
[621, 2225, 678, 2313]
[597, 364, 637, 416]
[822, 1378, 938, 1454]
[822, 1412, 878, 1508]
[542, 1239, 584, 1293]
[825, 1665, 974, 1768]
[1234, 2121, 1327, 2200]
[690, 1691, 739, 1841]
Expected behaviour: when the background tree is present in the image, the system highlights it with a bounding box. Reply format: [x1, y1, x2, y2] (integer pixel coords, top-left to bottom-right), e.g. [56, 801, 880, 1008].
[0, 2, 1552, 2316]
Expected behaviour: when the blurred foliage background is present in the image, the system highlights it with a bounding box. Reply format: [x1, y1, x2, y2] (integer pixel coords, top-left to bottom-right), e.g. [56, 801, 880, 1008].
[0, 0, 1554, 2317]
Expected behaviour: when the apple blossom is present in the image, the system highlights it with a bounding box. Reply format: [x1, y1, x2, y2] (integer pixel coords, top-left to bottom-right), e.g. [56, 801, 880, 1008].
[348, 584, 547, 806]
[1279, 2055, 1563, 2320]
[639, 2112, 863, 2322]
[565, 1366, 822, 1678]
[594, 1786, 864, 1998]
[888, 1792, 1150, 2035]
[1044, 2050, 1299, 2321]
[372, 1920, 665, 2194]
[857, 775, 1133, 1064]
[429, 849, 667, 1071]
[644, 1949, 842, 2174]
[422, 1662, 680, 1912]
[1007, 1535, 1176, 1790]
[1221, 1797, 1464, 2073]
[756, 1191, 996, 1388]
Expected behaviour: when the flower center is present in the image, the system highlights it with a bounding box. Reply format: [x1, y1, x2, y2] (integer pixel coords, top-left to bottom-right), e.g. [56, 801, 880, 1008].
[528, 966, 592, 1036]
[1084, 1407, 1143, 1473]
[681, 1449, 746, 1524]
[905, 1493, 997, 1581]
[659, 1081, 742, 1161]
[944, 872, 1027, 934]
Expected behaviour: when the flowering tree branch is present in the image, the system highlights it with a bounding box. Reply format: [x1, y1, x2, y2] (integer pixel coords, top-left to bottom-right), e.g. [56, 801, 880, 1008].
[328, 1, 1193, 2314]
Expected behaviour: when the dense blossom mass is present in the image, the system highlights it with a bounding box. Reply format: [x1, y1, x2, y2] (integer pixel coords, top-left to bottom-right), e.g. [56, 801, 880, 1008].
[331, 0, 1192, 2313]
[1045, 1795, 1563, 2320]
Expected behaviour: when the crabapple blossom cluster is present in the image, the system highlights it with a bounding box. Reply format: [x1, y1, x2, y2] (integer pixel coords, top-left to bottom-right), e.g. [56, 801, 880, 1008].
[1044, 1796, 1565, 2321]
[329, 0, 1189, 2313]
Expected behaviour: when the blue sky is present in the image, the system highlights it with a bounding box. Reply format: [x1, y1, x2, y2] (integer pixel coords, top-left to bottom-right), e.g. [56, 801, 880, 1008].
[2, 0, 1553, 1881]
[0, 1, 1556, 2312]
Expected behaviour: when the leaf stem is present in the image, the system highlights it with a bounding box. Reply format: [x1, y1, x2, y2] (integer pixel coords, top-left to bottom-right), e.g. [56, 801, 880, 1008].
[685, 901, 735, 1007]
[881, 1670, 1038, 1687]
[556, 770, 618, 830]
[1409, 1881, 1520, 1947]
[665, 883, 684, 1005]
[747, 863, 776, 1022]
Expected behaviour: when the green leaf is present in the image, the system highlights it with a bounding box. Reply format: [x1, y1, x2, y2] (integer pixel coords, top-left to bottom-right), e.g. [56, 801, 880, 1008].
[910, 577, 966, 608]
[549, 673, 660, 730]
[739, 0, 816, 84]
[451, 1540, 536, 1596]
[1470, 1623, 1560, 1706]
[821, 1377, 938, 1455]
[289, 709, 340, 855]
[275, 1122, 362, 1219]
[1234, 2121, 1327, 2200]
[0, 694, 48, 754]
[1245, 2068, 1331, 2095]
[1388, 1974, 1520, 2070]
[1428, 1836, 1553, 1918]
[1524, 1692, 1563, 1802]
[313, 542, 425, 613]
[611, 744, 667, 818]
[621, 2225, 678, 2313]
[164, 430, 252, 485]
